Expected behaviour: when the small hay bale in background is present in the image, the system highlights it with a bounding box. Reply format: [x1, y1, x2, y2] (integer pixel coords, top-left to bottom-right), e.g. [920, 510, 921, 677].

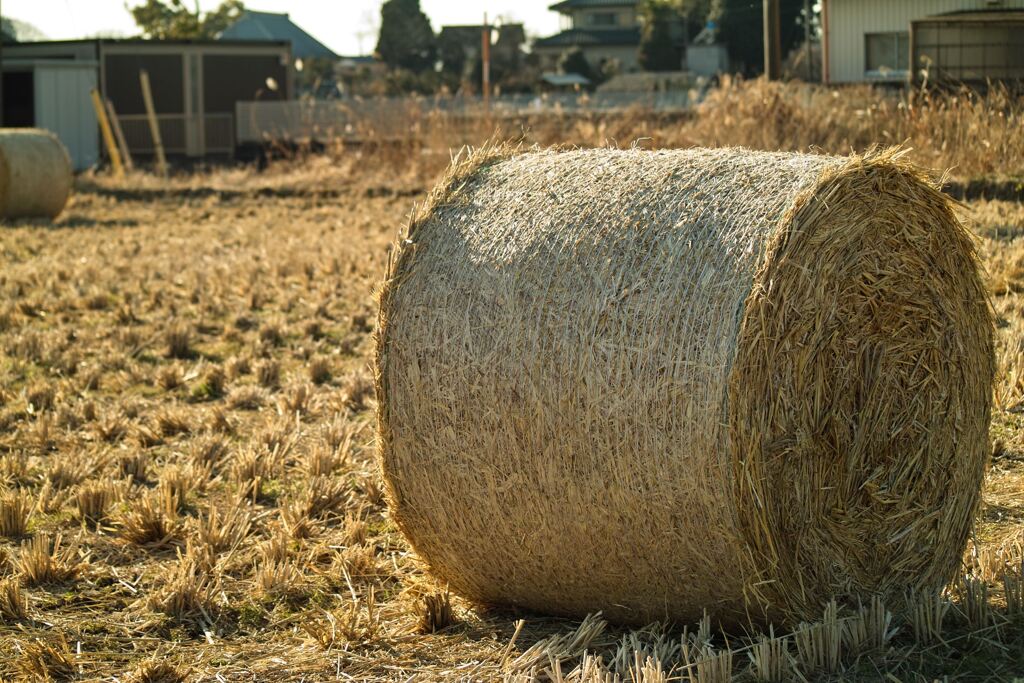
[375, 146, 994, 626]
[0, 128, 73, 219]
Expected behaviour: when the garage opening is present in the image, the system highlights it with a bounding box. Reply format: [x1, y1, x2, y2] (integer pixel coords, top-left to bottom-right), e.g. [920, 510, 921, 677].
[1, 70, 35, 126]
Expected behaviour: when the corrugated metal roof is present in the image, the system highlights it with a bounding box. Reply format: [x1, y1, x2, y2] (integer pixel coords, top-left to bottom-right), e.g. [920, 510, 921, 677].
[219, 11, 336, 60]
[549, 0, 637, 13]
[533, 27, 641, 48]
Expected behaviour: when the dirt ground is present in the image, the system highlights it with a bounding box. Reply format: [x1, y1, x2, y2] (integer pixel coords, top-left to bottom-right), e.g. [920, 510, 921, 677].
[0, 155, 1023, 682]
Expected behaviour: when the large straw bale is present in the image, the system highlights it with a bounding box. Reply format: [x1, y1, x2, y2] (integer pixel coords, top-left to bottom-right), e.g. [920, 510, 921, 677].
[0, 128, 72, 219]
[375, 146, 994, 626]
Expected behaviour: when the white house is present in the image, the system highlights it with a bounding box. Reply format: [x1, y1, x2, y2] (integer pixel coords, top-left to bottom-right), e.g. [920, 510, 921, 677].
[822, 0, 1024, 84]
[533, 0, 643, 74]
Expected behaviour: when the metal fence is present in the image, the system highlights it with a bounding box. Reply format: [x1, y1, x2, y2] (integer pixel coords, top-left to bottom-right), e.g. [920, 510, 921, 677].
[204, 114, 235, 154]
[120, 114, 187, 154]
[235, 92, 692, 144]
[117, 113, 233, 156]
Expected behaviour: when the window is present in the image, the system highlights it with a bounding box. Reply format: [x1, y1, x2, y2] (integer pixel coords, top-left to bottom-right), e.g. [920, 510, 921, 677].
[865, 32, 910, 76]
[588, 12, 619, 27]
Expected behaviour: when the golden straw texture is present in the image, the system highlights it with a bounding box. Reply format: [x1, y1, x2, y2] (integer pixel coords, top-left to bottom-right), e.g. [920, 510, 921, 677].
[375, 146, 994, 626]
[0, 128, 73, 219]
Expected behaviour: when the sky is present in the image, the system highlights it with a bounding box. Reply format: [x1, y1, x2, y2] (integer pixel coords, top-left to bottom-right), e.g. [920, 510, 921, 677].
[1, 1, 563, 55]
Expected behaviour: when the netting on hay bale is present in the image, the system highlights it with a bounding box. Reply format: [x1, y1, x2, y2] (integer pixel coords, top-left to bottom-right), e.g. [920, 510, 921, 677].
[0, 128, 73, 219]
[375, 145, 995, 626]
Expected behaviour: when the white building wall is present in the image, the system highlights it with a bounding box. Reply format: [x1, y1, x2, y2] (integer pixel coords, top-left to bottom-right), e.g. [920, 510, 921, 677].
[34, 63, 99, 171]
[573, 7, 639, 28]
[827, 0, 1024, 83]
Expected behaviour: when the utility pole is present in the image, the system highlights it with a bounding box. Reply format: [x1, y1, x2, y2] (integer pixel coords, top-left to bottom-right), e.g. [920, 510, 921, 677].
[482, 13, 491, 115]
[763, 0, 782, 80]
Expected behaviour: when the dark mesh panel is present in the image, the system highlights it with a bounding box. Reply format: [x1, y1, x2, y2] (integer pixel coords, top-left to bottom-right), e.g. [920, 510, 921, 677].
[203, 55, 287, 113]
[104, 53, 184, 115]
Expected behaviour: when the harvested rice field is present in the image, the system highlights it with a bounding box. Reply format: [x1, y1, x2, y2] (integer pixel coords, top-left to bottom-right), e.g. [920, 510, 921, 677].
[1, 149, 1024, 681]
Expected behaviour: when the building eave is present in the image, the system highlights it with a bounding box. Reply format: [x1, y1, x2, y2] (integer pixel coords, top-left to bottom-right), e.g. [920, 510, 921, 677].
[533, 27, 641, 50]
[548, 0, 638, 14]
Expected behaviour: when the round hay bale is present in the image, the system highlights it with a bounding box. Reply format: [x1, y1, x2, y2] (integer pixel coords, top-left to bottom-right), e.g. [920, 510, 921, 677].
[0, 128, 73, 220]
[375, 146, 994, 626]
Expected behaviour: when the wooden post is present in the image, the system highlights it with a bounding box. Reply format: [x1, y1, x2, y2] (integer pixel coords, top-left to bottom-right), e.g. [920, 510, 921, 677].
[139, 70, 168, 176]
[482, 13, 491, 115]
[763, 0, 782, 80]
[89, 88, 125, 177]
[104, 98, 134, 171]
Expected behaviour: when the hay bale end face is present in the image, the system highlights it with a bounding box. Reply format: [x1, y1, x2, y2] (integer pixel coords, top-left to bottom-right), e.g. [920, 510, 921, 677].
[375, 147, 994, 626]
[0, 128, 73, 220]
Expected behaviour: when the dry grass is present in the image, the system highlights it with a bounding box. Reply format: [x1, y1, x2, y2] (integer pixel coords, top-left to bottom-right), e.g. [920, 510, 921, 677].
[17, 533, 81, 587]
[0, 83, 1022, 679]
[0, 576, 30, 621]
[126, 660, 189, 683]
[72, 478, 124, 525]
[0, 488, 33, 537]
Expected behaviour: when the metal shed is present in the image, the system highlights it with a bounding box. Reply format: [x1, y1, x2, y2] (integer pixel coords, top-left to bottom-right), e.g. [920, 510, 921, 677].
[822, 0, 1024, 84]
[99, 40, 292, 159]
[3, 39, 293, 164]
[1, 58, 99, 171]
[912, 11, 1024, 84]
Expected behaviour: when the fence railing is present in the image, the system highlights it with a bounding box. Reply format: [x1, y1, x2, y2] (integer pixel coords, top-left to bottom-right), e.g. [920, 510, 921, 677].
[115, 113, 233, 156]
[119, 114, 187, 154]
[204, 114, 234, 154]
[236, 92, 692, 144]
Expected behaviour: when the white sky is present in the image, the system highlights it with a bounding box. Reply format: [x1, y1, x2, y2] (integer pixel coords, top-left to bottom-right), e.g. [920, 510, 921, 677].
[2, 1, 563, 55]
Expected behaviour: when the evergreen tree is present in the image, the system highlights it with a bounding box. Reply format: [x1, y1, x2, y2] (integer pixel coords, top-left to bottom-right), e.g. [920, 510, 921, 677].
[375, 0, 436, 73]
[680, 0, 715, 22]
[1, 18, 17, 43]
[202, 1, 247, 36]
[711, 0, 804, 75]
[559, 48, 596, 83]
[638, 0, 682, 72]
[437, 30, 467, 78]
[679, 0, 715, 41]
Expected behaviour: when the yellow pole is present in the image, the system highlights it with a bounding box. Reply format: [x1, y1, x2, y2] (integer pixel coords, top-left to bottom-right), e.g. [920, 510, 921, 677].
[139, 70, 168, 176]
[90, 88, 124, 178]
[104, 97, 134, 171]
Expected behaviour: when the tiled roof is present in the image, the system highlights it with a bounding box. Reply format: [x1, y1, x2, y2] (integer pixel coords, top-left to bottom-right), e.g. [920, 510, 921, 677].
[549, 0, 637, 13]
[219, 11, 337, 60]
[533, 27, 641, 49]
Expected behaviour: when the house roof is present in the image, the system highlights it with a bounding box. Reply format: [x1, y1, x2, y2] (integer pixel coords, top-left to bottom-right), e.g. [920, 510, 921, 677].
[533, 27, 641, 49]
[440, 24, 526, 41]
[219, 10, 337, 60]
[549, 0, 637, 13]
[3, 38, 289, 48]
[542, 72, 591, 86]
[338, 55, 378, 65]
